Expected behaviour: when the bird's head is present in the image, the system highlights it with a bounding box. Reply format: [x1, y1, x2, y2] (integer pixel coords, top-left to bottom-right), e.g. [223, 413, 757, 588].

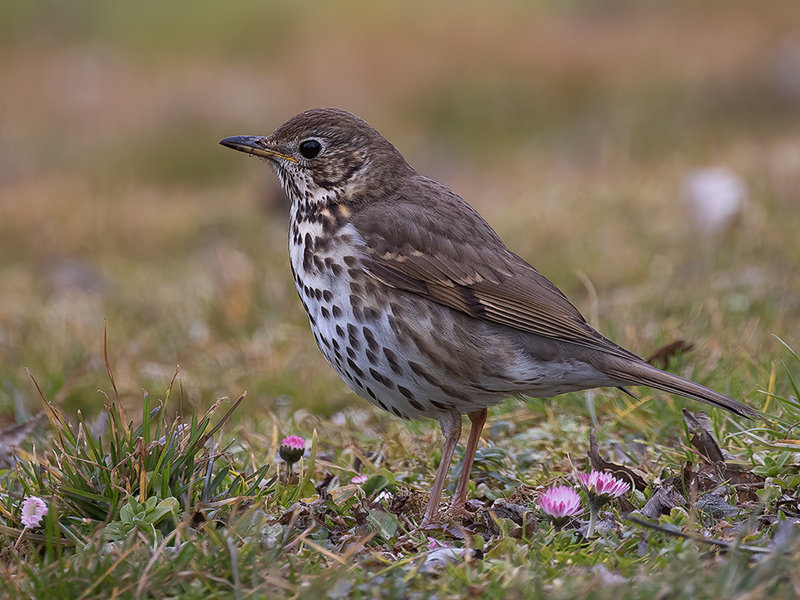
[220, 108, 411, 203]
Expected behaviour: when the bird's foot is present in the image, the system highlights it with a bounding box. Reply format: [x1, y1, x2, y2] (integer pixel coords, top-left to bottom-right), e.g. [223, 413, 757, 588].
[417, 501, 474, 532]
[447, 502, 471, 521]
[419, 519, 444, 532]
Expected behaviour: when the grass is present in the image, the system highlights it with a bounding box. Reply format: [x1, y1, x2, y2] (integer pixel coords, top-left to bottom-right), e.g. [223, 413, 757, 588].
[2, 342, 799, 598]
[2, 1, 800, 597]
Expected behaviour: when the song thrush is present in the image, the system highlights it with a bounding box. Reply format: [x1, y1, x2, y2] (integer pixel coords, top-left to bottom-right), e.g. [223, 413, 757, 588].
[220, 108, 757, 525]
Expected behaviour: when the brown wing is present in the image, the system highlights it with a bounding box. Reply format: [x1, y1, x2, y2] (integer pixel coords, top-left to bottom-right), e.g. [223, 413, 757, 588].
[349, 177, 638, 361]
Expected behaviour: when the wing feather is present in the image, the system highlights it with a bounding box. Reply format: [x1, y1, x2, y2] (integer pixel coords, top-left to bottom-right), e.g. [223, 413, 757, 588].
[349, 178, 637, 361]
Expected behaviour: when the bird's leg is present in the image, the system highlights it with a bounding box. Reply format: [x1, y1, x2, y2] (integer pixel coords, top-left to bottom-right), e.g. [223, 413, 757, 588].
[421, 412, 462, 526]
[450, 408, 487, 515]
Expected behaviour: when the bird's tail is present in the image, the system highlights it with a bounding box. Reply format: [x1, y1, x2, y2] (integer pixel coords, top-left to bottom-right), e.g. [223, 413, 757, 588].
[603, 358, 760, 419]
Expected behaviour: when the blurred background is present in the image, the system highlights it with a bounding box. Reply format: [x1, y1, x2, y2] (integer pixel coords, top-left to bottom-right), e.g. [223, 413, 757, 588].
[1, 1, 798, 424]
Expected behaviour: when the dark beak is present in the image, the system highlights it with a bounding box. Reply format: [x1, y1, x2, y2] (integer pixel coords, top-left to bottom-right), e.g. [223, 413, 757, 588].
[219, 135, 297, 163]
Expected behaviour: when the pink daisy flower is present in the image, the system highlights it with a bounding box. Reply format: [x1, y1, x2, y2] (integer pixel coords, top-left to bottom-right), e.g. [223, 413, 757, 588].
[279, 435, 306, 465]
[579, 470, 630, 537]
[21, 496, 48, 528]
[578, 470, 630, 500]
[537, 485, 583, 523]
[351, 475, 368, 484]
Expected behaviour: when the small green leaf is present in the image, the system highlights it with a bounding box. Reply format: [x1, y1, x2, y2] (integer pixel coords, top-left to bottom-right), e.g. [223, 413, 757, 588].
[362, 475, 389, 497]
[366, 508, 398, 540]
[120, 501, 136, 523]
[147, 497, 179, 524]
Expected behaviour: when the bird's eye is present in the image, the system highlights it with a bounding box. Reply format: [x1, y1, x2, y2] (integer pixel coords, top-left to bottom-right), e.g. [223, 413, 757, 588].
[298, 139, 322, 159]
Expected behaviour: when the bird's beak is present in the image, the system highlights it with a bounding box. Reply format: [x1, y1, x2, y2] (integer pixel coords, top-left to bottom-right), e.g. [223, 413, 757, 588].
[219, 135, 297, 163]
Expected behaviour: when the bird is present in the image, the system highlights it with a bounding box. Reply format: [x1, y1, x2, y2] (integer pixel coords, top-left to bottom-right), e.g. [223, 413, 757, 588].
[219, 108, 758, 526]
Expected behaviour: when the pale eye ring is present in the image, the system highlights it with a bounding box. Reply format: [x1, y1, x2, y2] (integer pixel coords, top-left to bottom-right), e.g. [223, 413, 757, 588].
[298, 139, 322, 159]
